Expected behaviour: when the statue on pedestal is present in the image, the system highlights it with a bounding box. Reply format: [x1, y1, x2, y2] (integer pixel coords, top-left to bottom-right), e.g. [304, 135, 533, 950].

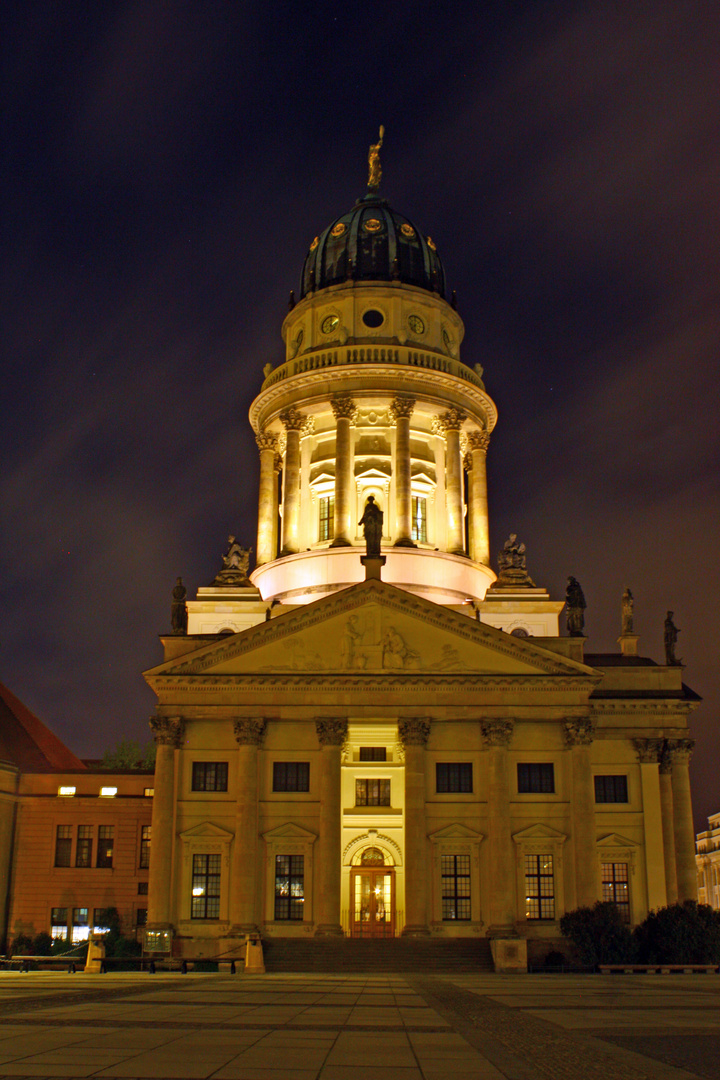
[621, 587, 634, 635]
[359, 496, 383, 557]
[171, 577, 187, 635]
[212, 536, 253, 586]
[496, 534, 535, 587]
[664, 611, 681, 665]
[565, 576, 586, 636]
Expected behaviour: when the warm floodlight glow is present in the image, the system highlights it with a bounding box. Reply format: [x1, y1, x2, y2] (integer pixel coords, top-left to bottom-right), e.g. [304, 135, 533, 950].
[100, 786, 117, 797]
[58, 786, 76, 796]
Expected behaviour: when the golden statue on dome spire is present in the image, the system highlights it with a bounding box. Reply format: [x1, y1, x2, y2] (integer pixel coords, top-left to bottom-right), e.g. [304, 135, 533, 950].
[367, 125, 385, 192]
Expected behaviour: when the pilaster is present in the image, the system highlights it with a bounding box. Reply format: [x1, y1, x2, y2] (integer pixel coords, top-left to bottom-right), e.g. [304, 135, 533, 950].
[147, 715, 184, 929]
[665, 739, 697, 901]
[633, 738, 668, 911]
[229, 719, 267, 935]
[563, 718, 597, 909]
[399, 718, 431, 935]
[481, 720, 515, 933]
[314, 719, 347, 935]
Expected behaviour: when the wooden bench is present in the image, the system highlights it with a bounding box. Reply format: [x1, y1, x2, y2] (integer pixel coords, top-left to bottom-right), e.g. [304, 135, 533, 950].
[599, 964, 719, 974]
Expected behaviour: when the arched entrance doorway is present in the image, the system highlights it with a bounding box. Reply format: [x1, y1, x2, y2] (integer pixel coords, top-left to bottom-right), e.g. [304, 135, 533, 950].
[350, 847, 395, 937]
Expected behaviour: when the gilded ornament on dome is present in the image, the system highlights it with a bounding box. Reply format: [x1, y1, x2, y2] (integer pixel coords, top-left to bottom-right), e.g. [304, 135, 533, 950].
[400, 223, 416, 238]
[309, 236, 319, 250]
[363, 218, 382, 232]
[330, 222, 346, 237]
[408, 315, 425, 335]
[426, 236, 437, 251]
[442, 327, 455, 352]
[321, 314, 339, 334]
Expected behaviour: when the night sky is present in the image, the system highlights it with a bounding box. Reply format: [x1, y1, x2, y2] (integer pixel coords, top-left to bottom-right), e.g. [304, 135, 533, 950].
[2, 1, 718, 828]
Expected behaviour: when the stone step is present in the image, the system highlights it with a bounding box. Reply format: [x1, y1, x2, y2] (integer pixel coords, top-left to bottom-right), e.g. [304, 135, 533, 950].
[262, 937, 494, 973]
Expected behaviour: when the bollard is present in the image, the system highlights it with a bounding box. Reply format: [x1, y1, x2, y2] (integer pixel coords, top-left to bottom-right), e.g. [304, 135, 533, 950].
[181, 960, 188, 975]
[149, 960, 156, 974]
[230, 960, 236, 975]
[244, 935, 265, 974]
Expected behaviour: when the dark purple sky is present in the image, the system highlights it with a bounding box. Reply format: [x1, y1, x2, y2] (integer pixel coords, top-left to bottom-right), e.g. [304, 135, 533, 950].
[2, 1, 718, 827]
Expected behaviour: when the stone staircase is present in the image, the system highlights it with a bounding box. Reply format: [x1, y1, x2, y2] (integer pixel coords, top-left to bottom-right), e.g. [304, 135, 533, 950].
[262, 936, 494, 973]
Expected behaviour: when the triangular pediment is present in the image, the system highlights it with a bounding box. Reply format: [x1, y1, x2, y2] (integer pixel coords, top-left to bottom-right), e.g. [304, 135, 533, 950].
[146, 579, 597, 682]
[263, 823, 317, 842]
[513, 823, 567, 844]
[597, 833, 638, 849]
[180, 822, 234, 842]
[429, 823, 484, 841]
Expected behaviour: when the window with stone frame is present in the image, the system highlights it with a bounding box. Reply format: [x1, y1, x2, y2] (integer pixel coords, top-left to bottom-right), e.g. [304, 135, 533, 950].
[274, 855, 304, 920]
[191, 853, 221, 919]
[319, 496, 335, 541]
[525, 854, 555, 919]
[273, 761, 310, 791]
[355, 778, 391, 806]
[594, 775, 628, 803]
[96, 825, 114, 867]
[54, 825, 72, 867]
[139, 825, 151, 869]
[441, 855, 471, 920]
[411, 496, 427, 543]
[602, 862, 630, 922]
[191, 761, 228, 792]
[75, 825, 93, 868]
[436, 763, 473, 793]
[50, 907, 68, 939]
[359, 746, 387, 761]
[517, 763, 555, 793]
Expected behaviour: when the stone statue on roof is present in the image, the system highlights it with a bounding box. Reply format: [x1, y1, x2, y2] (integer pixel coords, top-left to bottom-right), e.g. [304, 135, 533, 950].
[565, 577, 586, 636]
[368, 125, 385, 191]
[171, 577, 188, 635]
[359, 496, 383, 556]
[212, 536, 252, 586]
[496, 534, 535, 587]
[621, 587, 634, 636]
[664, 611, 681, 665]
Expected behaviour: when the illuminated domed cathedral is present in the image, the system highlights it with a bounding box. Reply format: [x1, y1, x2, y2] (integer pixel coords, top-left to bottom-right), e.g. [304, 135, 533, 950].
[137, 135, 701, 969]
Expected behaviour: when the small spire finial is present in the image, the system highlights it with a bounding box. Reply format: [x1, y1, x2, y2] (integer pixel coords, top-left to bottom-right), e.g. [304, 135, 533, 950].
[367, 125, 385, 192]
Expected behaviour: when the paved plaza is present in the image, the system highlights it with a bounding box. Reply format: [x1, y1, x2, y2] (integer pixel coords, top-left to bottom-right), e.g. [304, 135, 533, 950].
[0, 970, 718, 1079]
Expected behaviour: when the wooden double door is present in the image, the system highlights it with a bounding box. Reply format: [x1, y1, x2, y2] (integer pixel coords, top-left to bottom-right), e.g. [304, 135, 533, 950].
[350, 866, 395, 937]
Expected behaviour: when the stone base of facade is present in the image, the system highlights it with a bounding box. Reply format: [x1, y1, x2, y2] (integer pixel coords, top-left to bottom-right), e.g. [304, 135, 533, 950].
[314, 923, 344, 937]
[401, 924, 431, 937]
[490, 937, 528, 973]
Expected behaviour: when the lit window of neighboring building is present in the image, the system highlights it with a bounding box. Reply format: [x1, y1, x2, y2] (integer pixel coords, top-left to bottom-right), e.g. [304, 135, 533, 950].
[602, 862, 630, 922]
[54, 825, 72, 867]
[411, 496, 427, 543]
[139, 825, 151, 869]
[191, 854, 221, 919]
[71, 908, 89, 942]
[97, 825, 114, 868]
[594, 775, 628, 803]
[192, 762, 228, 792]
[51, 907, 68, 939]
[441, 855, 471, 920]
[275, 855, 304, 920]
[273, 762, 310, 792]
[436, 763, 473, 793]
[93, 909, 112, 934]
[525, 854, 555, 919]
[319, 496, 334, 541]
[75, 826, 93, 868]
[517, 763, 555, 793]
[355, 778, 390, 806]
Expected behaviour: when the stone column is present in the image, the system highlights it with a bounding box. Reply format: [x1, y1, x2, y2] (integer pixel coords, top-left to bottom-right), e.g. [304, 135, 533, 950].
[467, 429, 490, 565]
[658, 750, 678, 903]
[272, 453, 282, 560]
[330, 395, 355, 546]
[481, 720, 515, 932]
[314, 719, 347, 935]
[564, 719, 597, 909]
[147, 716, 184, 928]
[280, 408, 305, 555]
[399, 718, 431, 935]
[256, 432, 278, 566]
[634, 738, 668, 911]
[667, 739, 697, 901]
[229, 719, 266, 934]
[440, 408, 466, 554]
[0, 763, 18, 948]
[391, 396, 416, 547]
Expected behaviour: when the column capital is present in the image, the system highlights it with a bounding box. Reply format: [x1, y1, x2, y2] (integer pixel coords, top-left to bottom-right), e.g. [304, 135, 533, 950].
[481, 719, 513, 747]
[663, 738, 695, 768]
[150, 715, 185, 747]
[390, 395, 416, 420]
[233, 719, 267, 746]
[439, 407, 467, 432]
[399, 718, 431, 747]
[463, 452, 472, 473]
[280, 407, 306, 431]
[256, 430, 278, 453]
[331, 393, 356, 420]
[273, 452, 283, 473]
[315, 719, 348, 746]
[633, 737, 665, 764]
[563, 718, 595, 747]
[467, 429, 490, 454]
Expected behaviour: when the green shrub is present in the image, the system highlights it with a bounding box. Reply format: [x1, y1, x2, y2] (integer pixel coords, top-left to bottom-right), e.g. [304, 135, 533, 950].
[10, 933, 33, 956]
[560, 902, 634, 966]
[633, 901, 720, 964]
[32, 932, 53, 956]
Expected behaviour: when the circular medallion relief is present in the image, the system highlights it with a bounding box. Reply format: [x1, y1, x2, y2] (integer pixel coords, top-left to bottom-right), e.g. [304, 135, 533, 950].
[400, 223, 416, 238]
[363, 218, 382, 232]
[362, 309, 384, 328]
[330, 222, 346, 237]
[321, 314, 339, 334]
[408, 314, 425, 335]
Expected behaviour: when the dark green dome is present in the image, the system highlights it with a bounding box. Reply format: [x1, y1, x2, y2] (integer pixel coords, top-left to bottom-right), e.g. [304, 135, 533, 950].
[300, 194, 447, 300]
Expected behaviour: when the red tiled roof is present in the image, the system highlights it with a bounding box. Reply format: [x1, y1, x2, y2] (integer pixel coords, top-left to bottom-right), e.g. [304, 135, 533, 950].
[0, 683, 86, 772]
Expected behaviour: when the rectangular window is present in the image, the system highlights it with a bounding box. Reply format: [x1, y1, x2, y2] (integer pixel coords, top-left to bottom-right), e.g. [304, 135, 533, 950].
[71, 907, 89, 943]
[436, 763, 473, 793]
[136, 908, 148, 926]
[138, 881, 149, 895]
[602, 862, 630, 922]
[191, 853, 221, 919]
[594, 775, 628, 803]
[441, 855, 471, 920]
[275, 855, 304, 920]
[319, 496, 335, 541]
[93, 909, 112, 934]
[355, 778, 391, 806]
[139, 825, 151, 869]
[51, 907, 68, 939]
[359, 746, 387, 761]
[54, 825, 72, 867]
[192, 762, 228, 792]
[273, 762, 310, 792]
[75, 825, 93, 868]
[96, 825, 114, 868]
[518, 763, 555, 793]
[411, 496, 427, 543]
[525, 854, 555, 919]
